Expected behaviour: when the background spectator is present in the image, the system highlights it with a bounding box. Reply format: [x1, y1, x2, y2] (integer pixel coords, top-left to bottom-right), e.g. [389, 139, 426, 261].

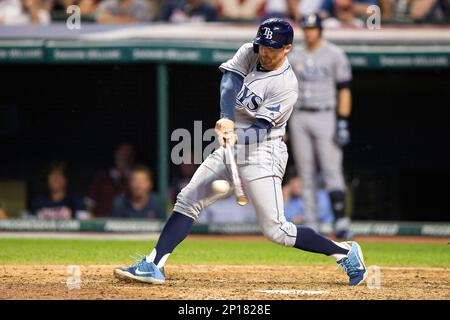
[197, 194, 257, 223]
[87, 143, 135, 217]
[0, 207, 7, 220]
[263, 0, 324, 22]
[0, 0, 25, 25]
[216, 0, 265, 21]
[321, 0, 365, 27]
[282, 166, 305, 224]
[410, 0, 450, 21]
[160, 0, 218, 22]
[351, 0, 379, 17]
[95, 0, 153, 24]
[30, 162, 89, 220]
[315, 187, 335, 224]
[51, 0, 100, 19]
[112, 164, 160, 218]
[320, 0, 378, 19]
[23, 0, 52, 23]
[170, 160, 198, 203]
[0, 0, 51, 24]
[282, 167, 335, 225]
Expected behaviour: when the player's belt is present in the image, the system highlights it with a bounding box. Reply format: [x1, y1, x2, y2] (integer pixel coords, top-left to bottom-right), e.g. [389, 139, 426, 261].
[298, 106, 333, 112]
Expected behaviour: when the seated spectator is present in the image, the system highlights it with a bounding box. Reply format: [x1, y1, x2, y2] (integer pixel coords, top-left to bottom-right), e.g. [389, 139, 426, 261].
[170, 159, 198, 203]
[0, 0, 50, 24]
[112, 165, 160, 218]
[216, 0, 265, 21]
[282, 167, 335, 225]
[31, 162, 89, 220]
[410, 0, 450, 21]
[321, 0, 365, 27]
[0, 208, 7, 220]
[160, 0, 218, 22]
[351, 0, 379, 17]
[197, 194, 257, 223]
[52, 0, 100, 19]
[95, 0, 152, 24]
[320, 0, 378, 18]
[316, 188, 335, 224]
[263, 0, 324, 22]
[87, 143, 135, 217]
[282, 167, 305, 224]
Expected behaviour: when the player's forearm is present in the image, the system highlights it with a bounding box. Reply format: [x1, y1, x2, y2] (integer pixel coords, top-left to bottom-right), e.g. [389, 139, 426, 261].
[337, 88, 352, 117]
[220, 71, 243, 121]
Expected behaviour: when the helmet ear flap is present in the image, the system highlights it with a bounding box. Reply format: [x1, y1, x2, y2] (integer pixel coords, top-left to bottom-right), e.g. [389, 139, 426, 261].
[253, 43, 259, 53]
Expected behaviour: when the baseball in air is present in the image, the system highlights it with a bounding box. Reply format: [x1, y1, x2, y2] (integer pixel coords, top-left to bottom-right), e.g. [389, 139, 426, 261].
[212, 180, 231, 194]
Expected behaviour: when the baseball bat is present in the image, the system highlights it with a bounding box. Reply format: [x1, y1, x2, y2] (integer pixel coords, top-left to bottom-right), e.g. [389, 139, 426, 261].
[224, 139, 248, 206]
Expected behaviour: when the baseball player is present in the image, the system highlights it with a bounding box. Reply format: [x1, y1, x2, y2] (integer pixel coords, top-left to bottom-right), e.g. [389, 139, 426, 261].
[288, 13, 353, 239]
[114, 18, 366, 286]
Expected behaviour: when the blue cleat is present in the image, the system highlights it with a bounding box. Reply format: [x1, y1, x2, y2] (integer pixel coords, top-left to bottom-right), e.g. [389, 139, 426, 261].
[337, 241, 367, 286]
[114, 256, 165, 285]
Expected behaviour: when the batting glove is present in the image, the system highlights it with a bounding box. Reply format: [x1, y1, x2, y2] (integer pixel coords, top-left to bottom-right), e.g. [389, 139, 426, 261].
[334, 117, 350, 147]
[215, 118, 238, 147]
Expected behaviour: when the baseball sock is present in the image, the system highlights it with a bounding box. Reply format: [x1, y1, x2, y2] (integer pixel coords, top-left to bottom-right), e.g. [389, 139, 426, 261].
[146, 211, 194, 268]
[329, 190, 346, 219]
[294, 226, 349, 261]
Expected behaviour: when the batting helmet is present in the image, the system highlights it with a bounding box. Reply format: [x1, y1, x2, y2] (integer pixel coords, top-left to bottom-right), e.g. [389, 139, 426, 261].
[300, 13, 323, 29]
[253, 18, 294, 53]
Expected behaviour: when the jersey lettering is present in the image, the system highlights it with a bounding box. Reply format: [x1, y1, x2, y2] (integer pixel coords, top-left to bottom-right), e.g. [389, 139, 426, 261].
[237, 85, 263, 111]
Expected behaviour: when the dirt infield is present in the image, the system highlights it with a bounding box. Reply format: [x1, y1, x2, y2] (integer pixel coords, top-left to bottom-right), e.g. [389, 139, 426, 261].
[1, 264, 449, 300]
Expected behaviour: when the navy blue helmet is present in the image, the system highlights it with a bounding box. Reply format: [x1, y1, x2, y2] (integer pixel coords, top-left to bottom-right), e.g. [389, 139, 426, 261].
[300, 13, 323, 29]
[253, 18, 294, 52]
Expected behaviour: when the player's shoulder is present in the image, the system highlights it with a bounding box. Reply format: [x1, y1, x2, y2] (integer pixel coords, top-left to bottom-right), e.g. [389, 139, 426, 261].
[237, 42, 256, 55]
[267, 61, 298, 97]
[323, 40, 346, 56]
[234, 42, 258, 62]
[293, 43, 307, 53]
[284, 59, 299, 88]
[290, 44, 307, 59]
[240, 42, 254, 50]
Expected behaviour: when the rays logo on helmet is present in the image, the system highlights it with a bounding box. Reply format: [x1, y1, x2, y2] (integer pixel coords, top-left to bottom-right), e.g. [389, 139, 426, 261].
[263, 27, 273, 39]
[307, 14, 317, 25]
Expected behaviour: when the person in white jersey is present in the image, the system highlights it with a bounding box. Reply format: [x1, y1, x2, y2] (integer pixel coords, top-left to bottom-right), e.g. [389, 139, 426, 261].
[114, 18, 367, 287]
[289, 13, 354, 239]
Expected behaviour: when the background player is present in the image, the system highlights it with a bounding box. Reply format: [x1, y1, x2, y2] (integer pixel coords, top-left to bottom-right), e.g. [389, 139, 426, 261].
[289, 13, 353, 239]
[114, 18, 366, 286]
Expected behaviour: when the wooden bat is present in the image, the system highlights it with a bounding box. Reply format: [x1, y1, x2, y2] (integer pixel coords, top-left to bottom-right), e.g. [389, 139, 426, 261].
[224, 139, 248, 206]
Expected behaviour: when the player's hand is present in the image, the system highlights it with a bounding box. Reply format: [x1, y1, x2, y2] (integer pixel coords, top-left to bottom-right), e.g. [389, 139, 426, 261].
[218, 131, 238, 147]
[215, 118, 235, 134]
[215, 118, 238, 147]
[334, 117, 350, 147]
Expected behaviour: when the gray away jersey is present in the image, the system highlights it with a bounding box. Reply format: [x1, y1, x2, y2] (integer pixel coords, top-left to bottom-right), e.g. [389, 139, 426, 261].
[219, 43, 299, 140]
[289, 40, 352, 109]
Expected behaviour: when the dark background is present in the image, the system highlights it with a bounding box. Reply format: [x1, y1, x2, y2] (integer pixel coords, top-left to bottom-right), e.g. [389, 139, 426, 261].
[0, 64, 449, 221]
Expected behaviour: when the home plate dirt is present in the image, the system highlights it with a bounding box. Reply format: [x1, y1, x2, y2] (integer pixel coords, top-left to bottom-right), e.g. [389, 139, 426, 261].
[0, 265, 449, 300]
